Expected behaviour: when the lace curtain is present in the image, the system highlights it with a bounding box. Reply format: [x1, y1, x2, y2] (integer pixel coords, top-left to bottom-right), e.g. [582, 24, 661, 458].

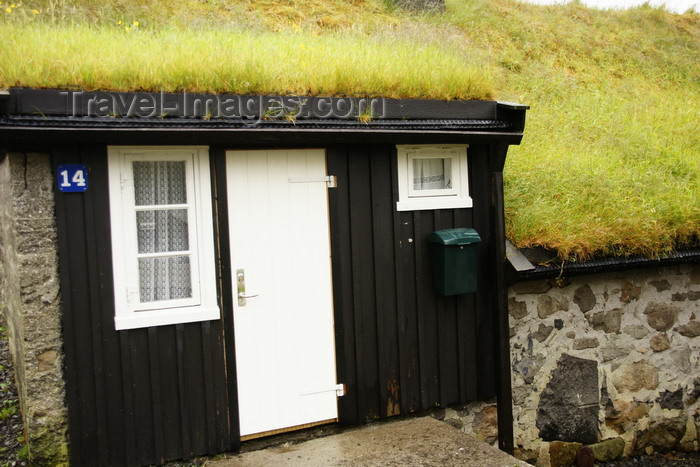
[133, 161, 192, 302]
[412, 158, 452, 191]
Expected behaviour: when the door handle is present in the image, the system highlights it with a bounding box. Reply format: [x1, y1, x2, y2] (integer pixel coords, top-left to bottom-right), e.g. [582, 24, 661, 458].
[236, 269, 258, 306]
[238, 292, 259, 299]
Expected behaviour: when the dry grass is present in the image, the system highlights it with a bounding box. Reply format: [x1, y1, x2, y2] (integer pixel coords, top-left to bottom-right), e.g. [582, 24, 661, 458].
[0, 8, 493, 99]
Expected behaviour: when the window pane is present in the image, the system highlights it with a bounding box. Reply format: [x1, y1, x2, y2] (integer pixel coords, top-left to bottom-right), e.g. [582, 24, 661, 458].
[412, 158, 452, 190]
[133, 161, 187, 206]
[138, 256, 192, 302]
[136, 209, 189, 254]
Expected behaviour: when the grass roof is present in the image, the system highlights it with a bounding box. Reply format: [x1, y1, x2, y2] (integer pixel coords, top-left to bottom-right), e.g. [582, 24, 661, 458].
[1, 0, 698, 261]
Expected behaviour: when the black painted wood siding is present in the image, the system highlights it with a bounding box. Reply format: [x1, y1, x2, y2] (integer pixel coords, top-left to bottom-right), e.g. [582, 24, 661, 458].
[53, 146, 235, 467]
[52, 141, 501, 465]
[327, 144, 497, 425]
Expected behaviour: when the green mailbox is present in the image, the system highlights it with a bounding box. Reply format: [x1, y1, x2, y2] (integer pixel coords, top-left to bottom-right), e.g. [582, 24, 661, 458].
[427, 228, 481, 296]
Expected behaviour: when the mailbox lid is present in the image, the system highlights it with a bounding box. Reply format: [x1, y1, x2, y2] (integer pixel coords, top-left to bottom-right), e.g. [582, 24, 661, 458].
[427, 228, 481, 246]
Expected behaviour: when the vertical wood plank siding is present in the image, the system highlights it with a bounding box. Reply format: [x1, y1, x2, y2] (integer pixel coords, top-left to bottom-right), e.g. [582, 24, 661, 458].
[53, 147, 233, 466]
[53, 141, 500, 465]
[328, 144, 497, 425]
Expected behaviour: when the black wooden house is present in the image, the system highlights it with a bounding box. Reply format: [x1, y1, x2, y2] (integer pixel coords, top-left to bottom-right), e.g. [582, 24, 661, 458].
[0, 89, 528, 466]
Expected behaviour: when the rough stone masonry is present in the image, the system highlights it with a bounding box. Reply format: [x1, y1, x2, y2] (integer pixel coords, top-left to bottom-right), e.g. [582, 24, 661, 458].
[436, 264, 699, 466]
[0, 153, 69, 466]
[507, 265, 699, 465]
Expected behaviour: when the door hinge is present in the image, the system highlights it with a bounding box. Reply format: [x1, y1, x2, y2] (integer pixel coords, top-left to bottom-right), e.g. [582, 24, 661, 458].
[288, 175, 337, 188]
[300, 383, 346, 397]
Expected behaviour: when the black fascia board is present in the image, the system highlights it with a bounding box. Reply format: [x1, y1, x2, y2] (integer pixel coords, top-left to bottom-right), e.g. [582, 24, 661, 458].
[0, 88, 528, 146]
[511, 249, 700, 282]
[3, 88, 503, 120]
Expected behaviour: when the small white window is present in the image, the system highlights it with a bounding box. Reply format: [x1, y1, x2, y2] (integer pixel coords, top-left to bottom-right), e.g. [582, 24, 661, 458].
[396, 145, 472, 211]
[108, 146, 219, 330]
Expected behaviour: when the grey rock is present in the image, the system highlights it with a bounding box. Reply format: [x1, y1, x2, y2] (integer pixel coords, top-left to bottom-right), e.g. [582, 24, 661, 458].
[650, 333, 671, 352]
[623, 325, 650, 339]
[537, 295, 569, 319]
[602, 343, 633, 362]
[644, 302, 680, 332]
[513, 355, 546, 384]
[586, 309, 622, 333]
[509, 297, 528, 319]
[537, 354, 600, 444]
[658, 387, 684, 410]
[633, 414, 687, 454]
[612, 360, 659, 392]
[620, 282, 641, 303]
[512, 386, 531, 406]
[532, 323, 554, 343]
[690, 378, 700, 403]
[672, 345, 692, 373]
[676, 321, 700, 338]
[574, 284, 596, 313]
[473, 405, 498, 445]
[690, 378, 700, 399]
[605, 400, 652, 434]
[573, 337, 600, 350]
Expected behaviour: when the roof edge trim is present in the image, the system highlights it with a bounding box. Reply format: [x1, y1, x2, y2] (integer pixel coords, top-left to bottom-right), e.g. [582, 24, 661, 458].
[513, 249, 700, 281]
[3, 88, 528, 122]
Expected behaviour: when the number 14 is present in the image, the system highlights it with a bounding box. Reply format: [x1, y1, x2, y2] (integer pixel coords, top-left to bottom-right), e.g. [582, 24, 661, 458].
[59, 169, 86, 187]
[57, 164, 88, 192]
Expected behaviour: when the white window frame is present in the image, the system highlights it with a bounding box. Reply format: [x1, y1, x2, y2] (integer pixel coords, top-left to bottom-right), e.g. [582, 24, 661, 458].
[108, 146, 220, 330]
[396, 145, 472, 211]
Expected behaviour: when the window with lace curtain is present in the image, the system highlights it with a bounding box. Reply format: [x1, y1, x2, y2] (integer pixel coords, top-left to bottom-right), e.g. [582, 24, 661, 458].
[108, 147, 219, 330]
[396, 145, 472, 211]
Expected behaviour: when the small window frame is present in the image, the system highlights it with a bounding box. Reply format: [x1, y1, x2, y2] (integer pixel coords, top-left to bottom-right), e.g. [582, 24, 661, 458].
[396, 145, 472, 211]
[108, 146, 220, 330]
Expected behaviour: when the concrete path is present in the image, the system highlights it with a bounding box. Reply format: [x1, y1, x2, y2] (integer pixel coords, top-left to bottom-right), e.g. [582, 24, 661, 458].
[208, 417, 529, 466]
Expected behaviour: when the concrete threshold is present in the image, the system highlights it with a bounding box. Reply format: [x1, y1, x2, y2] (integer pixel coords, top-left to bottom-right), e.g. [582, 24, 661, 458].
[208, 416, 530, 466]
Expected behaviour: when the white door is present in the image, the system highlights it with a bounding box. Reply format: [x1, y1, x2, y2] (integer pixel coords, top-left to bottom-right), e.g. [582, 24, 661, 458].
[226, 149, 340, 439]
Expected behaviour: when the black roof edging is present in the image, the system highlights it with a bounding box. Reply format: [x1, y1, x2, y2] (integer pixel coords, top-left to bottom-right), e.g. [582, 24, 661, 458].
[1, 88, 527, 122]
[0, 88, 530, 146]
[512, 249, 700, 282]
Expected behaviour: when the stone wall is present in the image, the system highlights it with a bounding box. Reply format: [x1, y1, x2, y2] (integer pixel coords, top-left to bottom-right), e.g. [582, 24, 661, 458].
[0, 153, 69, 465]
[440, 264, 699, 466]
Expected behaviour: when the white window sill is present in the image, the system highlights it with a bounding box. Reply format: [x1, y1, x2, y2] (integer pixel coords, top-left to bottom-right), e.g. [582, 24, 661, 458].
[114, 306, 220, 330]
[396, 196, 473, 212]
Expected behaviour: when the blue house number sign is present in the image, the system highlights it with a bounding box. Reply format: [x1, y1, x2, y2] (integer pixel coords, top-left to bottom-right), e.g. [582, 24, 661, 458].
[57, 164, 88, 192]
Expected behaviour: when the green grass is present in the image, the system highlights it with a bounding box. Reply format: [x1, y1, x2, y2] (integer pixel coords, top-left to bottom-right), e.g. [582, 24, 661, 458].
[0, 22, 493, 99]
[473, 2, 700, 260]
[1, 0, 698, 260]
